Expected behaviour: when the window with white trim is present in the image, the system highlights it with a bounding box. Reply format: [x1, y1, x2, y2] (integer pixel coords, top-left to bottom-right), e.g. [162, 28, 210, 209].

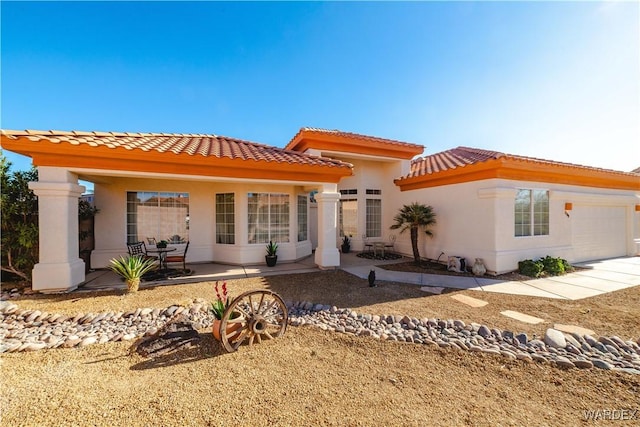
[339, 189, 358, 238]
[297, 195, 308, 242]
[515, 189, 549, 237]
[366, 198, 382, 238]
[215, 193, 235, 244]
[247, 193, 290, 244]
[126, 191, 189, 244]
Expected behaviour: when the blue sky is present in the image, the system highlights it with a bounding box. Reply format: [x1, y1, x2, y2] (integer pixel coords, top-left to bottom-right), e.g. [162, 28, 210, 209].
[2, 1, 639, 175]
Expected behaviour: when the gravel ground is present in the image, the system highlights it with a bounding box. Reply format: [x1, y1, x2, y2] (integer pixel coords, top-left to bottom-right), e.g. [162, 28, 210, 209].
[2, 270, 639, 426]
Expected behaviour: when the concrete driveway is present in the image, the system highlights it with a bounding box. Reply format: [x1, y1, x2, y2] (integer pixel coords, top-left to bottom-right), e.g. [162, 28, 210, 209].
[343, 256, 640, 300]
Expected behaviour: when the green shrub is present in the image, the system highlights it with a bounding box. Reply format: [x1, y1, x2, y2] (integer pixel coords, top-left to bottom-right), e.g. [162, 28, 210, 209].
[519, 256, 573, 277]
[542, 256, 566, 276]
[1, 157, 39, 282]
[518, 259, 544, 278]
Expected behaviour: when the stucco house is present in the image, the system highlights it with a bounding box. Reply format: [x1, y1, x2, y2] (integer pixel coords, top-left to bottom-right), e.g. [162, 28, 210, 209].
[2, 128, 639, 293]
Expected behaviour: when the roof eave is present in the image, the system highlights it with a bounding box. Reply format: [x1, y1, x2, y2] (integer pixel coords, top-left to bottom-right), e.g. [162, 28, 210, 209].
[395, 158, 640, 191]
[1, 136, 353, 184]
[286, 129, 424, 160]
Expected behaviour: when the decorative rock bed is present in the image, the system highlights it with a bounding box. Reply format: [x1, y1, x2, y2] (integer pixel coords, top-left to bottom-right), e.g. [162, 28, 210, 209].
[1, 300, 639, 374]
[0, 300, 215, 353]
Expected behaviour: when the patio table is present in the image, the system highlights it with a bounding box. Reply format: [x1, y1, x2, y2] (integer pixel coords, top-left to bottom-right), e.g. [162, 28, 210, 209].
[373, 242, 386, 257]
[147, 247, 176, 270]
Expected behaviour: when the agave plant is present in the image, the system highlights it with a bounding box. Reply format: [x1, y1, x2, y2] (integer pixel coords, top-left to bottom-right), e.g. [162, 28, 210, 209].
[109, 255, 157, 293]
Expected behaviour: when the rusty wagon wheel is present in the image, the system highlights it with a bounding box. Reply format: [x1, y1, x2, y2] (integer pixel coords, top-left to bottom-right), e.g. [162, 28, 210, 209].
[219, 290, 288, 353]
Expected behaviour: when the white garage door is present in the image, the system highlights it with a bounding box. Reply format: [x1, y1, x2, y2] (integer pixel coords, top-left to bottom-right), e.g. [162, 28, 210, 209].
[572, 205, 626, 262]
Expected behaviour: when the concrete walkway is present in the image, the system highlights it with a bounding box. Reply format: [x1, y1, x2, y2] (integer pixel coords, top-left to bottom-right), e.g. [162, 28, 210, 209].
[343, 256, 640, 300]
[80, 252, 640, 300]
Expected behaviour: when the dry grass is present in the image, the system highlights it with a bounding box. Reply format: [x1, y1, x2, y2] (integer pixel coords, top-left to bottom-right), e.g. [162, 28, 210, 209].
[2, 270, 639, 426]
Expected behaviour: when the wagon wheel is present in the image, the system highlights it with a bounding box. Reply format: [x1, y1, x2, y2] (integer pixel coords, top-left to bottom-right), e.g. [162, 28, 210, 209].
[219, 290, 288, 353]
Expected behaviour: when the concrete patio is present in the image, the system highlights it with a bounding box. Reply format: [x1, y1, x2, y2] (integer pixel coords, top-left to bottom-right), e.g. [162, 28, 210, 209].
[79, 251, 408, 293]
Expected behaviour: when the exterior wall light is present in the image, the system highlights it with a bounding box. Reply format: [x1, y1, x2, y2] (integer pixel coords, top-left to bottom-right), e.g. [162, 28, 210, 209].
[564, 202, 572, 218]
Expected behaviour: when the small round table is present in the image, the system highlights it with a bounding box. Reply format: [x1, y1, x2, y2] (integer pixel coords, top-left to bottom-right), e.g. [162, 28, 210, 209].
[147, 247, 176, 270]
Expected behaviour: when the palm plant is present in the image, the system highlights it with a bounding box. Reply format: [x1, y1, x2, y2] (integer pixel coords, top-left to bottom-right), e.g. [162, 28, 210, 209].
[266, 240, 278, 257]
[109, 255, 157, 293]
[390, 202, 436, 265]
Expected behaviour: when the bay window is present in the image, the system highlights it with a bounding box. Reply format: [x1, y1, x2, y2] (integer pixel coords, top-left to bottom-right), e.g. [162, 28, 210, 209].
[216, 193, 235, 244]
[248, 193, 290, 244]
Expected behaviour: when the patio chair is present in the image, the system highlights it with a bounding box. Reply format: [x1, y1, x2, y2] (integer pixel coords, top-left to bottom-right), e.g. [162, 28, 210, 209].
[362, 235, 373, 253]
[147, 237, 157, 245]
[127, 241, 158, 262]
[165, 241, 190, 270]
[385, 234, 396, 253]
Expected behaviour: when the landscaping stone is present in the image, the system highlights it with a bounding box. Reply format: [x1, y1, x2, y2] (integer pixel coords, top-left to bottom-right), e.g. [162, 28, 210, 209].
[477, 325, 491, 338]
[564, 334, 582, 350]
[544, 329, 566, 349]
[573, 359, 594, 369]
[515, 333, 528, 345]
[554, 356, 575, 369]
[591, 359, 613, 370]
[599, 336, 620, 351]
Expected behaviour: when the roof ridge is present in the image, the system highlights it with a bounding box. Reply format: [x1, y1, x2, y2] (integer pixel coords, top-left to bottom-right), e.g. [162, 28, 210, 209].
[290, 127, 424, 149]
[407, 145, 639, 178]
[0, 128, 354, 169]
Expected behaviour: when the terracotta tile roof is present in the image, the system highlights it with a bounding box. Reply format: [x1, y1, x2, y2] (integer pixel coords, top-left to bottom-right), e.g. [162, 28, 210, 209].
[0, 129, 352, 170]
[287, 127, 424, 151]
[285, 127, 424, 160]
[404, 146, 639, 179]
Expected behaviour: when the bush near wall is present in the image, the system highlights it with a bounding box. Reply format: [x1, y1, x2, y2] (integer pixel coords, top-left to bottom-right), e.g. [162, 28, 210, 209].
[518, 256, 573, 278]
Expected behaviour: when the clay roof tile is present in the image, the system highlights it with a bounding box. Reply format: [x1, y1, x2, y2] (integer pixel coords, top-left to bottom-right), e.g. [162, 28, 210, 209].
[1, 129, 352, 171]
[401, 146, 637, 180]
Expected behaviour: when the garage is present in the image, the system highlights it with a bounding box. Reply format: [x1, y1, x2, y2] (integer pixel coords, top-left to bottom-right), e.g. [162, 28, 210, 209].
[572, 205, 627, 262]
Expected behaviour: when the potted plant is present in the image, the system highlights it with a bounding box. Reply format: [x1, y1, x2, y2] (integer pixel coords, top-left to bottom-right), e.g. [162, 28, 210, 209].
[109, 255, 157, 293]
[210, 281, 242, 341]
[156, 240, 168, 249]
[265, 240, 278, 267]
[341, 235, 351, 253]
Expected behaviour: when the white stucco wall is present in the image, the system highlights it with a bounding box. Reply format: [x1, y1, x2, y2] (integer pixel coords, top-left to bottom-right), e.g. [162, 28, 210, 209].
[91, 177, 313, 268]
[333, 156, 412, 252]
[88, 163, 639, 274]
[395, 178, 640, 274]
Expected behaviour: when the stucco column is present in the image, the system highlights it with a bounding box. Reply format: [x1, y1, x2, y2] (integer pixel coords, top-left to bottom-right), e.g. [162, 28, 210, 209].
[314, 185, 340, 268]
[29, 167, 86, 293]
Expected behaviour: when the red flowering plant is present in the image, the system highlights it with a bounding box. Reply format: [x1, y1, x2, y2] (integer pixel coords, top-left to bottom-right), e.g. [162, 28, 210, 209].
[211, 281, 230, 320]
